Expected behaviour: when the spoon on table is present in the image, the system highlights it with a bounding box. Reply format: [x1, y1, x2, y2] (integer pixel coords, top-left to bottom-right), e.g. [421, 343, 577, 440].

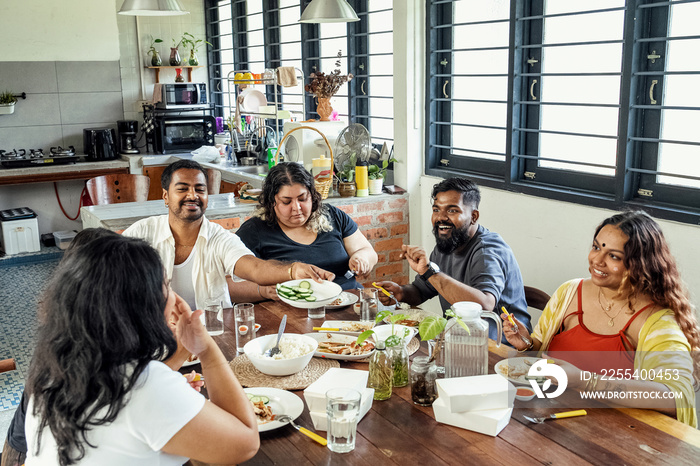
[275, 414, 327, 445]
[264, 314, 287, 357]
[523, 410, 587, 424]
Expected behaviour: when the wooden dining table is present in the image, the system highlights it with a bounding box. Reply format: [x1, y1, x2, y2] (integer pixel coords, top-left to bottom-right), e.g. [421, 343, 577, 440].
[187, 295, 700, 466]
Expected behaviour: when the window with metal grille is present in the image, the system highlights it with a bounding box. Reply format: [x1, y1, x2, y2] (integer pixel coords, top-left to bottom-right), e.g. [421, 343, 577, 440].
[427, 0, 700, 224]
[205, 0, 394, 148]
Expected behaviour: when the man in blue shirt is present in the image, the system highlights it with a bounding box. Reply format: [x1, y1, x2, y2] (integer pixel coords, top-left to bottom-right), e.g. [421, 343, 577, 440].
[376, 177, 531, 343]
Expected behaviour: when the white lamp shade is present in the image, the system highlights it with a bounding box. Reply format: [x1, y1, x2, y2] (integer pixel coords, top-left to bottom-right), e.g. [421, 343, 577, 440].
[299, 0, 360, 23]
[118, 0, 190, 16]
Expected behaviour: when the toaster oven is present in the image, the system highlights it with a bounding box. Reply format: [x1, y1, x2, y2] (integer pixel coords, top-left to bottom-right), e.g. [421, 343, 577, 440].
[154, 115, 216, 154]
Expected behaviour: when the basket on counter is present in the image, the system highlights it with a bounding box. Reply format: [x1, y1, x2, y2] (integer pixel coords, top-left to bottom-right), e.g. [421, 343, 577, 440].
[276, 125, 334, 200]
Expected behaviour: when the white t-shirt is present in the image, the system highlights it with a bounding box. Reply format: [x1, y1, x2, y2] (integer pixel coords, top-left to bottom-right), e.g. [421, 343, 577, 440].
[123, 214, 254, 309]
[25, 361, 206, 466]
[172, 243, 197, 311]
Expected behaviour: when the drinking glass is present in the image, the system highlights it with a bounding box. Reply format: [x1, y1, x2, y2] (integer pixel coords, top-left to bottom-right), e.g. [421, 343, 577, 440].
[234, 303, 255, 352]
[360, 288, 379, 322]
[204, 297, 224, 336]
[308, 305, 326, 319]
[326, 388, 361, 453]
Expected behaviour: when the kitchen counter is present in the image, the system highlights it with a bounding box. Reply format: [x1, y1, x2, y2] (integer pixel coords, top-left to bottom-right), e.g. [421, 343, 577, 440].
[0, 158, 131, 186]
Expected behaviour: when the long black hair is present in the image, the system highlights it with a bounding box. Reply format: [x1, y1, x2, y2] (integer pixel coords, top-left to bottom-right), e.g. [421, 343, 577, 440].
[257, 162, 323, 227]
[26, 235, 177, 465]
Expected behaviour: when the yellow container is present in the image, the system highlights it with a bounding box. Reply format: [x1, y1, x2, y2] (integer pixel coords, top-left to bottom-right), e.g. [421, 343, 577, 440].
[355, 163, 369, 197]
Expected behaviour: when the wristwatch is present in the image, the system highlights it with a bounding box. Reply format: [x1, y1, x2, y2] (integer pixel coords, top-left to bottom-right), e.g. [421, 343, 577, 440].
[420, 261, 440, 281]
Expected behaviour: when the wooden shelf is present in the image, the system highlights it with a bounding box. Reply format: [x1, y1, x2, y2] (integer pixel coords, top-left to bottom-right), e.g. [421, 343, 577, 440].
[147, 66, 203, 83]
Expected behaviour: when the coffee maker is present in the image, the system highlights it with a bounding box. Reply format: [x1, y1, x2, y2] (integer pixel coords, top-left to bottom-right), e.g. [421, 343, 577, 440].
[117, 120, 140, 154]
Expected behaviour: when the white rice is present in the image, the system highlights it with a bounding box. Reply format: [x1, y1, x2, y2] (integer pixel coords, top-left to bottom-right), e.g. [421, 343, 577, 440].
[255, 336, 314, 360]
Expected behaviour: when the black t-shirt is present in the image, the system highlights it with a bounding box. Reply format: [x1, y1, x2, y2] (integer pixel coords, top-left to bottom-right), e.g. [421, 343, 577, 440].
[236, 205, 360, 289]
[7, 391, 27, 452]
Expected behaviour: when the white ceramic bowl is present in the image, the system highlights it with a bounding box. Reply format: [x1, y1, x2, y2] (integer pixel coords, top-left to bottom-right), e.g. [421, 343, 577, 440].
[371, 324, 417, 346]
[514, 387, 536, 401]
[244, 333, 318, 376]
[277, 279, 342, 309]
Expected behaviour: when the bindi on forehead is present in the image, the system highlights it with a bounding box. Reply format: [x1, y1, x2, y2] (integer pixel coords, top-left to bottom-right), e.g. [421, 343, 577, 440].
[602, 243, 606, 247]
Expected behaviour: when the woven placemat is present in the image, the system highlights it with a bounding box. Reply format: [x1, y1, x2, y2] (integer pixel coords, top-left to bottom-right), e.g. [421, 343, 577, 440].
[356, 336, 421, 363]
[230, 355, 340, 390]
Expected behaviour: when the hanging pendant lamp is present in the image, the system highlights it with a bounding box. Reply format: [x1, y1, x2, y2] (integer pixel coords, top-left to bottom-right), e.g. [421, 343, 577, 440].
[118, 0, 189, 16]
[299, 0, 360, 23]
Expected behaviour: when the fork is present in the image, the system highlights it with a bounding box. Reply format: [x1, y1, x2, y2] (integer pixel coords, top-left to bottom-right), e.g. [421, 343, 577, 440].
[523, 410, 587, 424]
[372, 282, 399, 306]
[275, 415, 327, 445]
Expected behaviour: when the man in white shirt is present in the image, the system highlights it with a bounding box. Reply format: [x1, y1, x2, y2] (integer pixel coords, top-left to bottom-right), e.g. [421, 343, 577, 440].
[124, 159, 334, 310]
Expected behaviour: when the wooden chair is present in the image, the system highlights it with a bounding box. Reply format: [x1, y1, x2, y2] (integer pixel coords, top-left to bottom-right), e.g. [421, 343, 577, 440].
[86, 174, 150, 205]
[524, 286, 551, 311]
[0, 358, 16, 373]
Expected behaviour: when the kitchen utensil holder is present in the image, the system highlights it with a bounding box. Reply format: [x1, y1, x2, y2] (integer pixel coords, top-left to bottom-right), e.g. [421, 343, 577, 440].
[276, 126, 334, 199]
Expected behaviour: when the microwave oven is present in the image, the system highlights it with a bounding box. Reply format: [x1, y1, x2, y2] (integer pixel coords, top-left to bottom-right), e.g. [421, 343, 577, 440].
[281, 121, 347, 171]
[154, 115, 216, 154]
[156, 83, 209, 109]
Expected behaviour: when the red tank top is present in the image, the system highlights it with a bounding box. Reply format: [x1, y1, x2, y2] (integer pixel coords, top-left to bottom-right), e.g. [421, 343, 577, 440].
[547, 280, 652, 374]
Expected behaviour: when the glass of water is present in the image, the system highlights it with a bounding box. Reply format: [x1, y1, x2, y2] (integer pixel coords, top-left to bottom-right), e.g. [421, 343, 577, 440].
[234, 303, 255, 352]
[360, 288, 379, 322]
[325, 388, 361, 453]
[204, 296, 224, 336]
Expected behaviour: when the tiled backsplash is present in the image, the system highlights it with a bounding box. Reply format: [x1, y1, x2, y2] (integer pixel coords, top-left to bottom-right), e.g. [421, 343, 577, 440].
[0, 61, 123, 153]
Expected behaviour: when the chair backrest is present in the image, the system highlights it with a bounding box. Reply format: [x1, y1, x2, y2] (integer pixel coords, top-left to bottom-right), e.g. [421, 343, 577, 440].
[87, 174, 150, 205]
[524, 286, 551, 311]
[0, 358, 16, 374]
[207, 168, 221, 195]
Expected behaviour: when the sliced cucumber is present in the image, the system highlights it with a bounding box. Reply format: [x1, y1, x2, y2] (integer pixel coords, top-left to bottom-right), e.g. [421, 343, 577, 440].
[249, 395, 270, 404]
[304, 295, 317, 302]
[298, 280, 311, 289]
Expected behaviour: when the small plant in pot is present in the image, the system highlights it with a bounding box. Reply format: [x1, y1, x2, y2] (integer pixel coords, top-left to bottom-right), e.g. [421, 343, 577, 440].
[0, 91, 17, 115]
[147, 36, 163, 66]
[367, 155, 399, 194]
[180, 32, 212, 66]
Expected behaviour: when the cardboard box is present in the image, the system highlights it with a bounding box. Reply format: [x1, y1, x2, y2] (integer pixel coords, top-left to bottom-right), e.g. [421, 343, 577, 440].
[308, 387, 374, 432]
[432, 397, 512, 436]
[0, 217, 40, 255]
[303, 368, 369, 413]
[436, 374, 515, 413]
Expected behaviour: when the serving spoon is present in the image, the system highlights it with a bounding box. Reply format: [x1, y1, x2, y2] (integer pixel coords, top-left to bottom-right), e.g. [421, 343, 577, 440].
[264, 314, 287, 357]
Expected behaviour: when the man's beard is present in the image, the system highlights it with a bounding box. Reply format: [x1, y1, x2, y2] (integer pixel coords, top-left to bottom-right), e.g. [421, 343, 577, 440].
[433, 221, 470, 254]
[172, 200, 204, 222]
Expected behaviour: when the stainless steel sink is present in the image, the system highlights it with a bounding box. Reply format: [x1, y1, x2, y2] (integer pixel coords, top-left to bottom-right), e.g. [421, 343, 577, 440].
[232, 165, 269, 176]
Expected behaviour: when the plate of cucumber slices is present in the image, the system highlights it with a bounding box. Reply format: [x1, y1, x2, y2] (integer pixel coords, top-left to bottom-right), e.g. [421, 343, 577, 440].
[276, 279, 343, 309]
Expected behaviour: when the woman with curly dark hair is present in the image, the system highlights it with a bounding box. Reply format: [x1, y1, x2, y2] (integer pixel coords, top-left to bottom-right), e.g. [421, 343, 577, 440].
[233, 162, 377, 301]
[503, 210, 699, 426]
[24, 235, 259, 465]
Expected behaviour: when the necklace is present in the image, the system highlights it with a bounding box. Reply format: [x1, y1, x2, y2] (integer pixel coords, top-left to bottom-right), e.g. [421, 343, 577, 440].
[598, 287, 624, 326]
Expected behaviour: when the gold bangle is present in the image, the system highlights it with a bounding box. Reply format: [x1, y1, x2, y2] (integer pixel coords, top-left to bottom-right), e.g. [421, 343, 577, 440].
[288, 262, 296, 280]
[517, 340, 534, 353]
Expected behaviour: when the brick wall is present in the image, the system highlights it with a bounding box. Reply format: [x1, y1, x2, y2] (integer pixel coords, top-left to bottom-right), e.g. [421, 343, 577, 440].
[208, 194, 410, 287]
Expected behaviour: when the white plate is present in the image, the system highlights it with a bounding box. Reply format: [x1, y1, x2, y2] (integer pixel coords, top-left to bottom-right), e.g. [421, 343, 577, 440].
[244, 387, 304, 432]
[277, 279, 342, 309]
[240, 89, 267, 113]
[318, 320, 375, 336]
[304, 332, 376, 361]
[382, 308, 433, 328]
[326, 291, 359, 309]
[182, 355, 201, 367]
[494, 357, 539, 386]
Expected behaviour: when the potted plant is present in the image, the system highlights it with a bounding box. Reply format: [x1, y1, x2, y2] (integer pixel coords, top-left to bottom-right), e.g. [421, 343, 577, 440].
[305, 51, 353, 121]
[0, 91, 17, 115]
[147, 36, 163, 66]
[170, 37, 184, 66]
[357, 311, 413, 387]
[367, 155, 399, 194]
[180, 32, 212, 66]
[336, 152, 357, 197]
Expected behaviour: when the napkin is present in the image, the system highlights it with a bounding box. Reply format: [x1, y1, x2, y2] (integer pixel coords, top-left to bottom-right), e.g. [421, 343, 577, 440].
[191, 146, 220, 163]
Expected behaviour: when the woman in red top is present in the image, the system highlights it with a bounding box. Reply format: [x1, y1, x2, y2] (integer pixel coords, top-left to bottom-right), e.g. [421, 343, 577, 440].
[502, 211, 700, 424]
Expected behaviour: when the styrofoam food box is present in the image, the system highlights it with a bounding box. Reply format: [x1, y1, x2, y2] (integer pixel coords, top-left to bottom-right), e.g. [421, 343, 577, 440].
[308, 387, 374, 432]
[435, 374, 515, 413]
[432, 397, 512, 436]
[0, 217, 40, 254]
[303, 368, 369, 413]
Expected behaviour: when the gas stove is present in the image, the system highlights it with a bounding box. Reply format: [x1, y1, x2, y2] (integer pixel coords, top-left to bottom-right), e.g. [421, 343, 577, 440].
[0, 147, 81, 168]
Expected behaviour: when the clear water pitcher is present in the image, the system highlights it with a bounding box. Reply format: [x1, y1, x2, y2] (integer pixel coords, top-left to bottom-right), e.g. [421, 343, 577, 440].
[444, 302, 502, 378]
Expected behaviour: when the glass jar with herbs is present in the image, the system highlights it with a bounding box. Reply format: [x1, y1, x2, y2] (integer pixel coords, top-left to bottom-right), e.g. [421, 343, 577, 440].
[410, 356, 437, 406]
[368, 340, 392, 400]
[388, 344, 409, 387]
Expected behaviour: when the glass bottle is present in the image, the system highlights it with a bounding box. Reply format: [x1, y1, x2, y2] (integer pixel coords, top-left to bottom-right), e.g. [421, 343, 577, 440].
[169, 47, 181, 66]
[411, 356, 437, 406]
[368, 340, 392, 400]
[388, 344, 409, 388]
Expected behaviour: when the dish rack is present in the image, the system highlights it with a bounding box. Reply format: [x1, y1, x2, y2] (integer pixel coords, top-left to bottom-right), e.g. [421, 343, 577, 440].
[226, 67, 306, 139]
[277, 126, 334, 199]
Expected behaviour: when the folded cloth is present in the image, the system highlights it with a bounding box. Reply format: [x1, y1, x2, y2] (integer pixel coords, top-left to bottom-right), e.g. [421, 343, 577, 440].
[152, 84, 163, 104]
[191, 146, 220, 163]
[276, 67, 298, 87]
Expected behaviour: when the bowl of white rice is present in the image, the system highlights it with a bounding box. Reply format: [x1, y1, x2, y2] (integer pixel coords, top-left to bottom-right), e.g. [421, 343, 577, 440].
[244, 333, 318, 376]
